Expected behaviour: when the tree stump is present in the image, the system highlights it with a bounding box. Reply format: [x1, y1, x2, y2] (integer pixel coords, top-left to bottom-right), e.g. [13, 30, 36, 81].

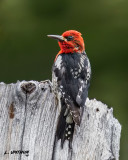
[0, 81, 121, 160]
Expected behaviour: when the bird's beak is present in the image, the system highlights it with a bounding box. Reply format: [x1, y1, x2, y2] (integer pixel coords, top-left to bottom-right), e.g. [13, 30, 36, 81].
[47, 35, 65, 41]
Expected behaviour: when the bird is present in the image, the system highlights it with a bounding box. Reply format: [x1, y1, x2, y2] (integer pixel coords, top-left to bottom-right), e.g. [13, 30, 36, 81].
[47, 30, 91, 148]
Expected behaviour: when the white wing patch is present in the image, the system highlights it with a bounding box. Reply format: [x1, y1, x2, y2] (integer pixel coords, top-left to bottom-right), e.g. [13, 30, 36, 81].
[76, 55, 91, 106]
[55, 55, 62, 69]
[52, 71, 58, 93]
[52, 55, 66, 99]
[80, 54, 86, 67]
[86, 58, 91, 81]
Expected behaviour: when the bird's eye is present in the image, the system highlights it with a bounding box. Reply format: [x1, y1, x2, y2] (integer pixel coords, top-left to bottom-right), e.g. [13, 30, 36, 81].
[66, 36, 73, 41]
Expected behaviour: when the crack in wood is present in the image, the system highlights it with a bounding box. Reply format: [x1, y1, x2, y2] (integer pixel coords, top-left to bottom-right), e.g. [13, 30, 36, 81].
[9, 103, 15, 119]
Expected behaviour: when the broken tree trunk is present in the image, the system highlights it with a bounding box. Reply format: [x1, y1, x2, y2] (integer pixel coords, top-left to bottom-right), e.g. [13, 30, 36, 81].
[0, 81, 121, 160]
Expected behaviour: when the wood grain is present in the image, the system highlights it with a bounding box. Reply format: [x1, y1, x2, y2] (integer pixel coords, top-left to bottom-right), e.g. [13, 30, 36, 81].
[0, 81, 121, 160]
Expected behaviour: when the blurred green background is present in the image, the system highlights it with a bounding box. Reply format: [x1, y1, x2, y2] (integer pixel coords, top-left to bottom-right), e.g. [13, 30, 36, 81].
[0, 0, 127, 159]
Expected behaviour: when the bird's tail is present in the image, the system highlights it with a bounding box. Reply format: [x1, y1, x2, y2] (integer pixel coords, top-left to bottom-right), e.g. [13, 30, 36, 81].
[56, 104, 75, 148]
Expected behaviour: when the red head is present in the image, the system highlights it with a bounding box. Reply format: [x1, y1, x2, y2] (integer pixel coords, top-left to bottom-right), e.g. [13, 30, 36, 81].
[48, 30, 85, 56]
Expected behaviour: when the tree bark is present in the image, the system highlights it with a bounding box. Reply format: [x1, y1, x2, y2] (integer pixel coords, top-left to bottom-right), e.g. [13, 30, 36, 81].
[0, 81, 121, 160]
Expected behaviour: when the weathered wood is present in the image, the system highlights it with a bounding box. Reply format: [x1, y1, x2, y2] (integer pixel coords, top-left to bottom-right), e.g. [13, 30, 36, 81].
[0, 81, 121, 160]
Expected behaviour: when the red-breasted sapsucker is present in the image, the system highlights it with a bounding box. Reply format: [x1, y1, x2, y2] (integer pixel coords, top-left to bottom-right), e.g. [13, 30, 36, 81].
[48, 30, 91, 148]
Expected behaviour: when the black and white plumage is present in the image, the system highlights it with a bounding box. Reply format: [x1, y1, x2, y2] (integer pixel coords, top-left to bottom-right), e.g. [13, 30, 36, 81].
[48, 30, 91, 148]
[52, 51, 91, 148]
